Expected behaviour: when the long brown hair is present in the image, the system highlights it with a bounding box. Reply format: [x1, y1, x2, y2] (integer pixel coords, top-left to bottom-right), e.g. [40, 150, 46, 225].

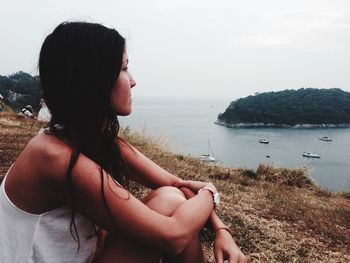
[39, 21, 129, 249]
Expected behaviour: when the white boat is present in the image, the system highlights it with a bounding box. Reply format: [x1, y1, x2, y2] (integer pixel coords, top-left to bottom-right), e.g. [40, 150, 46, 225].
[200, 154, 216, 162]
[259, 139, 269, 144]
[201, 140, 216, 163]
[302, 152, 321, 158]
[319, 136, 332, 142]
[259, 129, 269, 144]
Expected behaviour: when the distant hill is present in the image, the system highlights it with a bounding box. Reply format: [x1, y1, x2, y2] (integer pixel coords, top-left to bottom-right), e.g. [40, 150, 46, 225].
[217, 88, 350, 127]
[0, 71, 41, 111]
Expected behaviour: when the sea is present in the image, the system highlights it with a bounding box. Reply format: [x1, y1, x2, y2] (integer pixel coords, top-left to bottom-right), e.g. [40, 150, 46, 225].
[119, 97, 350, 192]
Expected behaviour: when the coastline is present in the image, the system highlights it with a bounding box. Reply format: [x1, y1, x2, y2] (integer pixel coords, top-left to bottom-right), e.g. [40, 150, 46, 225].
[214, 120, 350, 128]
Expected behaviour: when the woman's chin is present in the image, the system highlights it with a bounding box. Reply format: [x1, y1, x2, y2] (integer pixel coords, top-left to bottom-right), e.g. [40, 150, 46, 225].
[117, 108, 132, 116]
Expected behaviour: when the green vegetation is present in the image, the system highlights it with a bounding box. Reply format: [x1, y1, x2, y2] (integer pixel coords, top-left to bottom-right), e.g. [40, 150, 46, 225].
[218, 88, 350, 125]
[0, 71, 41, 112]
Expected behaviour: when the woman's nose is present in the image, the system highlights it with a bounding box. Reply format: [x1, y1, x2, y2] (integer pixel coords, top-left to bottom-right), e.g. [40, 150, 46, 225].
[129, 73, 136, 88]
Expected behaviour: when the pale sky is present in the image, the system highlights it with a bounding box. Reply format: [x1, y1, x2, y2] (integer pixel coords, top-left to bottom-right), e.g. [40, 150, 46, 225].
[0, 0, 349, 99]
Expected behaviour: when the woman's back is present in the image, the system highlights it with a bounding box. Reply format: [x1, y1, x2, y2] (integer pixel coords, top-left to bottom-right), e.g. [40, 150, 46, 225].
[4, 132, 70, 214]
[0, 133, 97, 262]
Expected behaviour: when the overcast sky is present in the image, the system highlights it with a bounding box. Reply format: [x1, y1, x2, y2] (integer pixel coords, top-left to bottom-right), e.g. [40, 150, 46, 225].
[1, 0, 349, 99]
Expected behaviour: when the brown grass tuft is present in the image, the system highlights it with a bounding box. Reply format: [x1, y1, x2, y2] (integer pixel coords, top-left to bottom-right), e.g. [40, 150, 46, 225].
[257, 163, 314, 188]
[339, 191, 350, 200]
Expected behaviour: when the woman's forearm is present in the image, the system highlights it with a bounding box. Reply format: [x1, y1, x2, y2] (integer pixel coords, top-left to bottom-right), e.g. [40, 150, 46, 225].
[118, 139, 181, 188]
[168, 190, 214, 252]
[208, 211, 226, 230]
[179, 187, 227, 231]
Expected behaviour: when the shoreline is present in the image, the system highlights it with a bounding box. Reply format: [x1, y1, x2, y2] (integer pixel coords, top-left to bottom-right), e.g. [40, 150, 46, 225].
[215, 120, 350, 128]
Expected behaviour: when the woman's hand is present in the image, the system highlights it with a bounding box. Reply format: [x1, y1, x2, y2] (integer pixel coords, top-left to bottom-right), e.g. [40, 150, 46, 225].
[214, 228, 247, 263]
[174, 180, 215, 193]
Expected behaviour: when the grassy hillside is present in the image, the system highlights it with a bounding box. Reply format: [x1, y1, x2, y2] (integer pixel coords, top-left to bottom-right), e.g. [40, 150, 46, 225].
[0, 112, 349, 262]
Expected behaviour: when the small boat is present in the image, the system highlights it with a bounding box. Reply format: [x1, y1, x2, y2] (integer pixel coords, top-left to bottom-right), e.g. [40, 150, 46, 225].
[201, 139, 216, 163]
[319, 136, 332, 142]
[201, 154, 216, 162]
[259, 139, 269, 144]
[259, 129, 269, 144]
[302, 152, 321, 158]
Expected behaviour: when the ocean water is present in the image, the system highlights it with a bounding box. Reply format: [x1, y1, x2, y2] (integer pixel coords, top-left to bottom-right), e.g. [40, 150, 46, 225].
[119, 97, 350, 192]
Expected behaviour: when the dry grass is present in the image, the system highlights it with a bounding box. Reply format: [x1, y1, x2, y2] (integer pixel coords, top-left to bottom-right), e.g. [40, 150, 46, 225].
[257, 164, 314, 188]
[0, 113, 43, 178]
[338, 191, 350, 200]
[1, 112, 350, 262]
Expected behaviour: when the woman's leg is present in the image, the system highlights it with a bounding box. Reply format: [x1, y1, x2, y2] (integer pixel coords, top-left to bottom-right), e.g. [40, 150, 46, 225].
[144, 187, 205, 263]
[162, 234, 204, 263]
[94, 186, 205, 263]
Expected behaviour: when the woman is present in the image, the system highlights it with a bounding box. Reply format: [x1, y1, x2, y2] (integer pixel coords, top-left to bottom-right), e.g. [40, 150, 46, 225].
[0, 22, 246, 263]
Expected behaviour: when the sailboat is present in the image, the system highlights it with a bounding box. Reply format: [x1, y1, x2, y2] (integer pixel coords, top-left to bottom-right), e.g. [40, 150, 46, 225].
[201, 139, 216, 163]
[259, 129, 269, 144]
[259, 138, 269, 144]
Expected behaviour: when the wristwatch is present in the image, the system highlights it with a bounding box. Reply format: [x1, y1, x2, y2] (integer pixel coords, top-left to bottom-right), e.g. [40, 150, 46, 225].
[198, 188, 220, 207]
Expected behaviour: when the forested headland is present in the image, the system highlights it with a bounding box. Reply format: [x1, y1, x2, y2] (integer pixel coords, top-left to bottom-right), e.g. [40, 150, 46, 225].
[217, 88, 350, 127]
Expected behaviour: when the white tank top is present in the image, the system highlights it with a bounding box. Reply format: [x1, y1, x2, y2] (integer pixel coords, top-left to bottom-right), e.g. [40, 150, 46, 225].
[0, 170, 97, 263]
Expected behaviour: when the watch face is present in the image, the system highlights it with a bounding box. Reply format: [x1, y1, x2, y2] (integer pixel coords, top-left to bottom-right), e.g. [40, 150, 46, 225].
[214, 193, 220, 205]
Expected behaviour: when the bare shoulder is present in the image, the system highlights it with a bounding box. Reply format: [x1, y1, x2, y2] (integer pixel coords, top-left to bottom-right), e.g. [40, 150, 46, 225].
[19, 132, 75, 185]
[5, 132, 83, 211]
[26, 133, 100, 182]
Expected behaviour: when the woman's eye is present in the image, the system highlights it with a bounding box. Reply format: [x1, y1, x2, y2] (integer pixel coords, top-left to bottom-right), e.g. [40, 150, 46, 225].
[122, 67, 128, 72]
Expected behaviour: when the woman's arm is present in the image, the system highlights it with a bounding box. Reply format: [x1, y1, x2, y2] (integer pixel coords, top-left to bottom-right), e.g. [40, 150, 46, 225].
[118, 138, 246, 261]
[180, 187, 247, 263]
[57, 153, 215, 254]
[118, 139, 181, 188]
[118, 140, 230, 232]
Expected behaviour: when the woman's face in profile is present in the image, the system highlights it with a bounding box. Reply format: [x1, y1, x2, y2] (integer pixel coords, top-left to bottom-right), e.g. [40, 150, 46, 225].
[110, 52, 136, 116]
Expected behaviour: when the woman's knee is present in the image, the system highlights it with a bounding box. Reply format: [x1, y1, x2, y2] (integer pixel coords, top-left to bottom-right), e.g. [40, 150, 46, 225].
[144, 186, 187, 216]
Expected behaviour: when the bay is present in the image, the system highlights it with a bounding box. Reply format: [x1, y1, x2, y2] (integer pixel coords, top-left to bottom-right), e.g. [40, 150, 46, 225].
[119, 97, 350, 192]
